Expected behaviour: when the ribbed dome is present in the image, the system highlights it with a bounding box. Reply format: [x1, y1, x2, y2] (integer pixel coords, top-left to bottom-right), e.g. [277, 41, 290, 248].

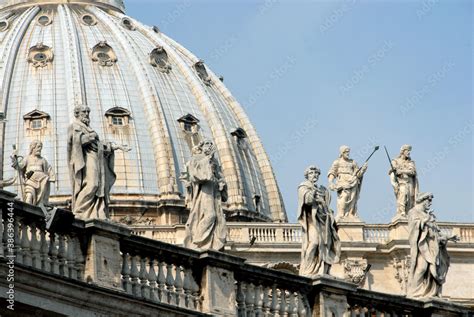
[0, 0, 287, 222]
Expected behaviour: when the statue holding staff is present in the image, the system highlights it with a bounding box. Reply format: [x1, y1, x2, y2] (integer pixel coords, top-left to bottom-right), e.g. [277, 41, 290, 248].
[11, 141, 55, 206]
[298, 165, 340, 276]
[386, 145, 419, 217]
[328, 145, 377, 220]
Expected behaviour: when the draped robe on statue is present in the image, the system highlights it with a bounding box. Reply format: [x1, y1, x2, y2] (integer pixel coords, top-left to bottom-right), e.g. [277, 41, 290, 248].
[67, 120, 116, 220]
[407, 205, 450, 298]
[183, 152, 227, 251]
[298, 180, 340, 277]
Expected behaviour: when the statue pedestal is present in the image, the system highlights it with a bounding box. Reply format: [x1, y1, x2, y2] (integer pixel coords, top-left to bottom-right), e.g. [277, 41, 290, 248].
[337, 219, 365, 242]
[389, 217, 409, 242]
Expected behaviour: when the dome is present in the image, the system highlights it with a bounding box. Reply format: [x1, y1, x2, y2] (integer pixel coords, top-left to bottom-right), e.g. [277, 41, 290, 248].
[0, 0, 287, 222]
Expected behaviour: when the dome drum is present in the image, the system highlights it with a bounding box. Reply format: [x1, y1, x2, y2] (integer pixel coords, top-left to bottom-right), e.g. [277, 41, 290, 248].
[0, 0, 288, 223]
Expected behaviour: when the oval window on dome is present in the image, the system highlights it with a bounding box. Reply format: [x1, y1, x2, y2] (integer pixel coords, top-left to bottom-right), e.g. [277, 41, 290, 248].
[149, 47, 171, 73]
[81, 14, 97, 26]
[27, 43, 54, 68]
[121, 17, 135, 31]
[0, 20, 9, 32]
[37, 15, 52, 26]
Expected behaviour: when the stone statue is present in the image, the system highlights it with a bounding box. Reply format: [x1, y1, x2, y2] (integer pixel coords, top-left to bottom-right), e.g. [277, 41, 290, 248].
[389, 145, 419, 218]
[11, 141, 56, 206]
[328, 145, 368, 220]
[67, 105, 130, 220]
[407, 193, 459, 298]
[298, 165, 340, 276]
[182, 140, 227, 251]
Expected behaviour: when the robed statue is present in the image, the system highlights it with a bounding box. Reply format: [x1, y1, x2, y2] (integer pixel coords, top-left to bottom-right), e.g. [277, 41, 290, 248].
[298, 165, 340, 276]
[407, 193, 459, 298]
[182, 140, 227, 251]
[328, 145, 368, 220]
[11, 140, 55, 206]
[67, 105, 130, 220]
[389, 145, 419, 217]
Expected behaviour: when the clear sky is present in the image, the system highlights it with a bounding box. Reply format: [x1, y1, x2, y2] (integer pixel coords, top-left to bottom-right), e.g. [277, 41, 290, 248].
[127, 0, 473, 224]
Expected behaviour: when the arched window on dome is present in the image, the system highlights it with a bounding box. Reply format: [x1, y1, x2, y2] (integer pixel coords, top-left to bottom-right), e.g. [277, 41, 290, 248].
[105, 107, 131, 127]
[177, 114, 201, 149]
[91, 41, 117, 67]
[149, 46, 171, 73]
[23, 110, 50, 136]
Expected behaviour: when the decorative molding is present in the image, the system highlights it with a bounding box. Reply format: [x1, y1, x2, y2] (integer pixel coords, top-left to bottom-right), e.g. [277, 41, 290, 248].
[263, 261, 299, 275]
[193, 60, 212, 86]
[392, 255, 411, 295]
[91, 41, 117, 66]
[149, 46, 171, 73]
[343, 259, 369, 286]
[27, 43, 54, 67]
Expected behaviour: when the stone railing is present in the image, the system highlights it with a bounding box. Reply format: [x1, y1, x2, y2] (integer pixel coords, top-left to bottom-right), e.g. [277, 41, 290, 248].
[0, 191, 471, 316]
[131, 221, 474, 247]
[0, 192, 84, 281]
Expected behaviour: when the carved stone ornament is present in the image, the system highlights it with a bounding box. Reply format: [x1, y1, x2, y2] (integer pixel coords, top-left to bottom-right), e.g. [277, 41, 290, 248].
[343, 259, 369, 286]
[194, 60, 212, 86]
[91, 41, 117, 66]
[27, 43, 54, 68]
[149, 46, 171, 73]
[392, 255, 411, 295]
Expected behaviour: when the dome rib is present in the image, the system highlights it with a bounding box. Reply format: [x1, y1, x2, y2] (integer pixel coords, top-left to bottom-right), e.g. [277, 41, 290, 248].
[0, 6, 39, 180]
[160, 33, 287, 222]
[91, 6, 179, 197]
[122, 13, 250, 212]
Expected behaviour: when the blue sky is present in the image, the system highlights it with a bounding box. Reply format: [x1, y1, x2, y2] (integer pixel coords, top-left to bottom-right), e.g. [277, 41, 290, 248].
[127, 0, 472, 223]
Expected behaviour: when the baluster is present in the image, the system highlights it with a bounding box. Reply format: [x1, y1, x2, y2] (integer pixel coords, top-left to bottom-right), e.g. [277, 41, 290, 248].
[139, 256, 149, 299]
[57, 234, 66, 276]
[270, 284, 278, 315]
[148, 258, 158, 302]
[288, 291, 298, 317]
[30, 223, 40, 269]
[174, 265, 185, 307]
[255, 285, 263, 317]
[130, 255, 140, 297]
[49, 232, 59, 274]
[157, 260, 166, 303]
[297, 292, 308, 317]
[190, 269, 201, 310]
[166, 263, 176, 305]
[262, 286, 271, 317]
[236, 282, 247, 317]
[75, 238, 85, 280]
[121, 252, 131, 294]
[183, 268, 193, 308]
[280, 289, 288, 317]
[66, 235, 76, 279]
[245, 283, 255, 317]
[20, 221, 30, 265]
